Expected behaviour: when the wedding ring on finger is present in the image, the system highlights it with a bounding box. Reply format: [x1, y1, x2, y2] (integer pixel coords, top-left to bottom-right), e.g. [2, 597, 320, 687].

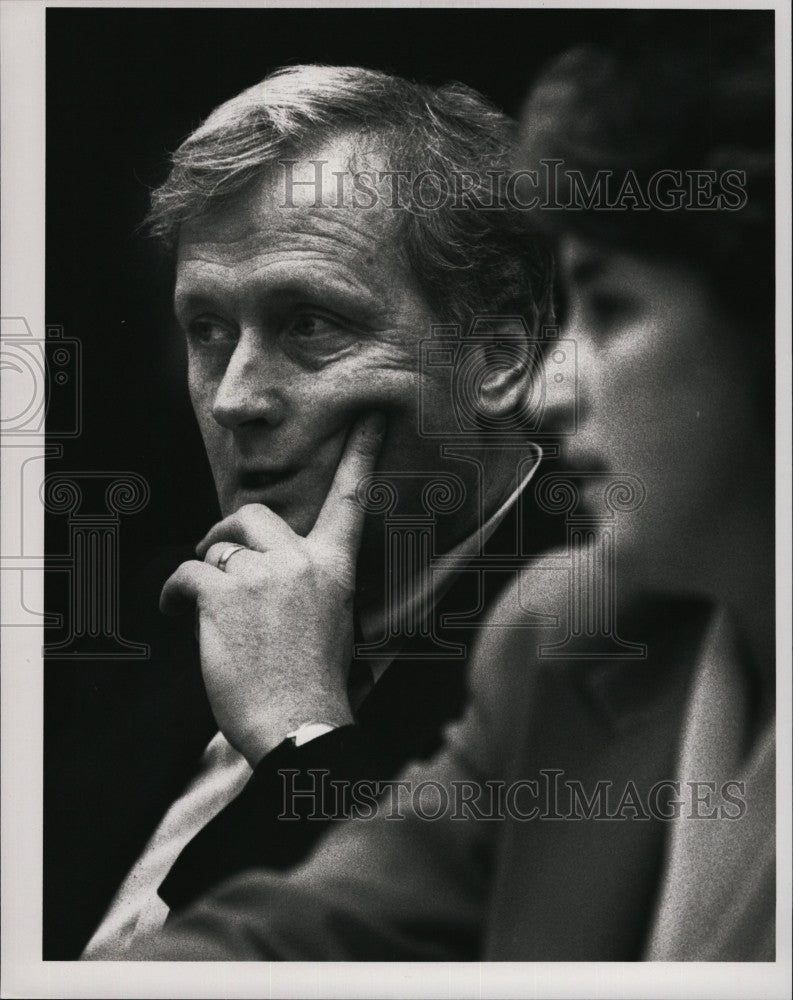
[214, 543, 248, 573]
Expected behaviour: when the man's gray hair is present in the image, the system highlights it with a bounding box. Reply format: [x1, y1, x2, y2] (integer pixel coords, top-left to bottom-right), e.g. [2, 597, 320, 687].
[147, 64, 554, 331]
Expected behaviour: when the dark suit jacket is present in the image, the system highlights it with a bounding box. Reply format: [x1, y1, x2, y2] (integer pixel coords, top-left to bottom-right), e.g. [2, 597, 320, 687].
[156, 623, 474, 913]
[130, 575, 774, 962]
[70, 494, 566, 952]
[159, 493, 565, 912]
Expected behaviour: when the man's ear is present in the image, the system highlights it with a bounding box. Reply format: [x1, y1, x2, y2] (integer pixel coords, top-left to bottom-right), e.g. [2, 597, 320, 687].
[475, 346, 532, 418]
[472, 330, 538, 423]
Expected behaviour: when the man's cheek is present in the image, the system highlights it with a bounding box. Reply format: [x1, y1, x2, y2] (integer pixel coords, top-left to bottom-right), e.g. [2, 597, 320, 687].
[323, 355, 418, 405]
[202, 434, 229, 481]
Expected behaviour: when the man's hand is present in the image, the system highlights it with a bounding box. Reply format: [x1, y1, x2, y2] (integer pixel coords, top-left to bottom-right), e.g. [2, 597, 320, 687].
[160, 412, 386, 768]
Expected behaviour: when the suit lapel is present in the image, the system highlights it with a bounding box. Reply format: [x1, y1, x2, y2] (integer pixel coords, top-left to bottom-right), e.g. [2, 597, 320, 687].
[483, 597, 716, 960]
[642, 610, 772, 959]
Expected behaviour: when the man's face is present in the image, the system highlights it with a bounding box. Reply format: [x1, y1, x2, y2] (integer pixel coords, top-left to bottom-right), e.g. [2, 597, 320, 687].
[174, 139, 463, 545]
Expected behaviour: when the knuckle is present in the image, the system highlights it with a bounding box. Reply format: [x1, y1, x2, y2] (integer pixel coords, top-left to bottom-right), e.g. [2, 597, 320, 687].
[235, 505, 257, 528]
[348, 440, 374, 467]
[338, 487, 361, 508]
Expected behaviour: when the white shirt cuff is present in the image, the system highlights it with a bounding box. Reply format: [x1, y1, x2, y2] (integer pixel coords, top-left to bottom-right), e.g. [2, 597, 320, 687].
[285, 722, 338, 747]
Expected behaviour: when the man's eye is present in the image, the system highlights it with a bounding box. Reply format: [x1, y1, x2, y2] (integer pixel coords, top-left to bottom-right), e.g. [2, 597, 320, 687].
[286, 313, 342, 339]
[187, 318, 237, 347]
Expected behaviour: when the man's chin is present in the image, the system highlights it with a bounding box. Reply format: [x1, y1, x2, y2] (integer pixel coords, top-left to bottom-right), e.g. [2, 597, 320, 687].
[282, 507, 322, 538]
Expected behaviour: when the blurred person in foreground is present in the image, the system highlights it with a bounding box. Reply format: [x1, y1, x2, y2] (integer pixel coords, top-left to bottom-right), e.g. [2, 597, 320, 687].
[120, 13, 776, 961]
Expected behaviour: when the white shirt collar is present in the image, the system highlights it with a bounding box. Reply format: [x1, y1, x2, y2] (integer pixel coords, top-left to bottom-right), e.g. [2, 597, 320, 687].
[359, 451, 543, 683]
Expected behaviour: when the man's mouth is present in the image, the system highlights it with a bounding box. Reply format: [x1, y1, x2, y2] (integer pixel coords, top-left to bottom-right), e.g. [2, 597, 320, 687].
[236, 467, 298, 493]
[228, 468, 304, 511]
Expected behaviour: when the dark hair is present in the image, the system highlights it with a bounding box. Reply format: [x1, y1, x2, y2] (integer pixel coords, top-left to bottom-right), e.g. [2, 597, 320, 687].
[146, 64, 554, 333]
[518, 13, 773, 323]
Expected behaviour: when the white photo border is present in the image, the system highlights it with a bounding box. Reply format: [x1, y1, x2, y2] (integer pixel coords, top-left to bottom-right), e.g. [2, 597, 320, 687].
[1, 1, 790, 997]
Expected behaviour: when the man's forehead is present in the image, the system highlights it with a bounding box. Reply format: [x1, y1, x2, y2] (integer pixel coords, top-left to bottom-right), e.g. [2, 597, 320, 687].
[177, 132, 397, 250]
[275, 131, 390, 203]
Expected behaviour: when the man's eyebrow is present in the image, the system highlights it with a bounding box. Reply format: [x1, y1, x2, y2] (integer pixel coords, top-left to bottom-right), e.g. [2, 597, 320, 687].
[173, 273, 388, 327]
[172, 288, 222, 317]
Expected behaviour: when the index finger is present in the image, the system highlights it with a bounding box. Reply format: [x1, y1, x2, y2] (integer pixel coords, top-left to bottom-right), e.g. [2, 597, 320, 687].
[310, 411, 386, 556]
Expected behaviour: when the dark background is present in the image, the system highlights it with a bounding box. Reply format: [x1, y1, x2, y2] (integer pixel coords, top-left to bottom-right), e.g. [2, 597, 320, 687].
[43, 6, 722, 959]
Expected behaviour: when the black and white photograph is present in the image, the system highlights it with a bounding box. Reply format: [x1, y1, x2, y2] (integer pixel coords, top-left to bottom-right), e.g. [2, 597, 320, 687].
[1, 2, 791, 997]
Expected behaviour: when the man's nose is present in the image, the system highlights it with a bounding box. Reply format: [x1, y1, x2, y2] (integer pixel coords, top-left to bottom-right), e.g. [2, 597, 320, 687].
[211, 335, 286, 430]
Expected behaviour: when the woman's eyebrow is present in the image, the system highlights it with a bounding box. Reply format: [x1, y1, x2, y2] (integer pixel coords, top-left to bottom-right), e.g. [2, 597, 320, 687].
[567, 256, 605, 289]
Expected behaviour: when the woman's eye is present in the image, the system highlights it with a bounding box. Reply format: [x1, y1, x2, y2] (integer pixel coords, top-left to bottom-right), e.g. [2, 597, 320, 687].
[583, 291, 637, 329]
